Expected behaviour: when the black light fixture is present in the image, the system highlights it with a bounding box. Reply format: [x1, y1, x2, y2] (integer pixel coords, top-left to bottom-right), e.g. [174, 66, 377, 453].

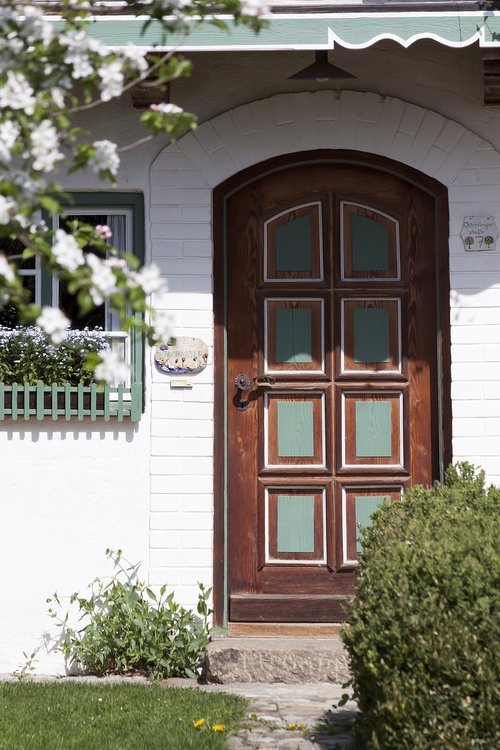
[289, 50, 356, 82]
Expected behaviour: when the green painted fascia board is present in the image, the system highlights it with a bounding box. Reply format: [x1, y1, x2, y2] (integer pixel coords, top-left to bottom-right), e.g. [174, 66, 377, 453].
[48, 12, 500, 50]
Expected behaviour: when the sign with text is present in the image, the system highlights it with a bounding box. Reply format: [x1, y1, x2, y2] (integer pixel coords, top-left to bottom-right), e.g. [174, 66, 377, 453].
[155, 337, 208, 375]
[461, 216, 498, 252]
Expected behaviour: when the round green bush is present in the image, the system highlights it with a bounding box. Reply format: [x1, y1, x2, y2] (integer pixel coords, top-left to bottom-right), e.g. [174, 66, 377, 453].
[342, 463, 500, 750]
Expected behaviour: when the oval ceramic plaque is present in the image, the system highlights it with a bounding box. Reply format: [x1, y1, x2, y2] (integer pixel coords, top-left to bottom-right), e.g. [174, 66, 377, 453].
[154, 337, 208, 375]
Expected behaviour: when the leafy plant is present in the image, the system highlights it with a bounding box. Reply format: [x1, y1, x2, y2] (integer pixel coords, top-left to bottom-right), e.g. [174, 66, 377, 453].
[0, 326, 109, 384]
[11, 647, 40, 682]
[342, 463, 500, 750]
[48, 549, 212, 680]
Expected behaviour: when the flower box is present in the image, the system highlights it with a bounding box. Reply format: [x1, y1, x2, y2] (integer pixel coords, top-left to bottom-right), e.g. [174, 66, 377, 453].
[0, 326, 143, 421]
[0, 382, 142, 422]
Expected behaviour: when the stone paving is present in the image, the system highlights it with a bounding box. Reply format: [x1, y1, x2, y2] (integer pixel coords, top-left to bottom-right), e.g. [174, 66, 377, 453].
[202, 682, 357, 750]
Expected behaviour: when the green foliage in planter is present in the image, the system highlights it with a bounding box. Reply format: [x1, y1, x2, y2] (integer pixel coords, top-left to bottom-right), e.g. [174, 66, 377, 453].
[0, 326, 109, 385]
[48, 549, 212, 681]
[341, 463, 500, 750]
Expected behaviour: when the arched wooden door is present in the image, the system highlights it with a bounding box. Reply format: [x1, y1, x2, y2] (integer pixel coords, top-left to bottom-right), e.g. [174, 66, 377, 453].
[217, 156, 450, 624]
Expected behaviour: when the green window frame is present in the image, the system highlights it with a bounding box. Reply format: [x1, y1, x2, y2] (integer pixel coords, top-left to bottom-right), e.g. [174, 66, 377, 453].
[0, 192, 145, 422]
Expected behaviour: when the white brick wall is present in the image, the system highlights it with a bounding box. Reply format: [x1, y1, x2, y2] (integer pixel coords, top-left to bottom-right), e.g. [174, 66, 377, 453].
[148, 90, 500, 607]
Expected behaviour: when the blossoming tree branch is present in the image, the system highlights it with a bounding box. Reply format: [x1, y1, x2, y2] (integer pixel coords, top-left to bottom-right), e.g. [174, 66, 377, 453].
[0, 0, 267, 383]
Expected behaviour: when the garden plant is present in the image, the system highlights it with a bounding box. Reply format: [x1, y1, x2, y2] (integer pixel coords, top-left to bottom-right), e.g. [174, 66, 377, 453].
[0, 325, 109, 384]
[342, 463, 500, 750]
[48, 549, 213, 680]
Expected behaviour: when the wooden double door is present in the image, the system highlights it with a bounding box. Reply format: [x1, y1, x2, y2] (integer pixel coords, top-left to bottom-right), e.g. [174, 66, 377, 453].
[221, 157, 449, 623]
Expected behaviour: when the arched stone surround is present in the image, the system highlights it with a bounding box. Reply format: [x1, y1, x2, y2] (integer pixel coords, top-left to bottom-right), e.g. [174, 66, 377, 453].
[148, 91, 500, 608]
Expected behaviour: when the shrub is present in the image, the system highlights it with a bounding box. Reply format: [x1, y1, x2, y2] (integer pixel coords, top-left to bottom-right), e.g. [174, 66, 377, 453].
[0, 326, 109, 384]
[341, 463, 500, 750]
[48, 549, 212, 680]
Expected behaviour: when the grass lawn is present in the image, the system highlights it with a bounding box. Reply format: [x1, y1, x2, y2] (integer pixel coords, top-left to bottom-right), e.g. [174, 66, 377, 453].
[0, 682, 247, 750]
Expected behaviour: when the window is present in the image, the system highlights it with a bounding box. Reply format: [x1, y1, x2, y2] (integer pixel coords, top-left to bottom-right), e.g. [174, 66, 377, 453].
[52, 200, 139, 389]
[0, 192, 145, 421]
[0, 237, 41, 327]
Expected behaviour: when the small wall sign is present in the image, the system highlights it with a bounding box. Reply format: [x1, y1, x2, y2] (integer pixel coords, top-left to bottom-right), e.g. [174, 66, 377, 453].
[155, 337, 208, 375]
[461, 216, 498, 252]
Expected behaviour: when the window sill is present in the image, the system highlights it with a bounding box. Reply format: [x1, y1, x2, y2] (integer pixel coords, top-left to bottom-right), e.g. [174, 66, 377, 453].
[0, 382, 142, 422]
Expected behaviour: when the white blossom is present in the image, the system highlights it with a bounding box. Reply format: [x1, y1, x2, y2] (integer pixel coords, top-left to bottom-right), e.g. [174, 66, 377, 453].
[52, 229, 85, 272]
[140, 0, 190, 9]
[1, 35, 24, 56]
[31, 121, 64, 173]
[122, 43, 149, 74]
[0, 253, 15, 283]
[0, 71, 36, 115]
[240, 0, 270, 16]
[96, 224, 112, 239]
[0, 120, 20, 163]
[0, 195, 18, 225]
[94, 348, 130, 386]
[0, 8, 16, 23]
[22, 5, 54, 47]
[132, 263, 166, 295]
[152, 310, 172, 342]
[36, 307, 70, 345]
[150, 102, 183, 115]
[89, 140, 120, 176]
[98, 60, 125, 102]
[61, 29, 108, 80]
[86, 253, 118, 305]
[67, 51, 93, 80]
[105, 257, 127, 269]
[51, 87, 66, 109]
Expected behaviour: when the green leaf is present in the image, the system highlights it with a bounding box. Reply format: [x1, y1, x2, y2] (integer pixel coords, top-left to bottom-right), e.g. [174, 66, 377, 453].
[38, 196, 61, 214]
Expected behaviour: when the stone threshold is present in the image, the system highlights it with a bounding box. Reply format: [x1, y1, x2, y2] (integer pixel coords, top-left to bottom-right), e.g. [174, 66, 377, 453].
[205, 636, 350, 684]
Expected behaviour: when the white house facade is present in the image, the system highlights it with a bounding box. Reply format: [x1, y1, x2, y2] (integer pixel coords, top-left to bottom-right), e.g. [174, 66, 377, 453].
[2, 2, 500, 673]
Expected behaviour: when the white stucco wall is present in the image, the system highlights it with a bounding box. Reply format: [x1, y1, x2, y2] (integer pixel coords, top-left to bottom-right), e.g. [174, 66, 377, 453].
[2, 44, 500, 673]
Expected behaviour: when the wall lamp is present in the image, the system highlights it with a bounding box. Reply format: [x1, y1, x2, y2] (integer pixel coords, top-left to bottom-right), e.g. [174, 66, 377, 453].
[289, 51, 356, 82]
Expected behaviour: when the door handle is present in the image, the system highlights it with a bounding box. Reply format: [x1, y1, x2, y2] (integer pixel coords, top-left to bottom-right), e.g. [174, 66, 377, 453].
[234, 373, 276, 411]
